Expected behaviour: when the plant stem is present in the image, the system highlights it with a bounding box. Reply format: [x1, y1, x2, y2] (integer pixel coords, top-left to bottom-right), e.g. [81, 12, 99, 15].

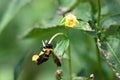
[48, 33, 64, 44]
[68, 44, 72, 80]
[66, 28, 72, 80]
[97, 0, 101, 28]
[95, 39, 102, 80]
[96, 0, 102, 79]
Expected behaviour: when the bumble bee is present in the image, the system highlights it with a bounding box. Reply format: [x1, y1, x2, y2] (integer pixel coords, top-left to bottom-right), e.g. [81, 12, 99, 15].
[32, 41, 53, 65]
[32, 40, 61, 67]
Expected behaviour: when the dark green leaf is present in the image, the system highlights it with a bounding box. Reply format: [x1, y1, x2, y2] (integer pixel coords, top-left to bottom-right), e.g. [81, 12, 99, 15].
[99, 40, 120, 77]
[100, 14, 120, 28]
[97, 41, 120, 80]
[88, 20, 96, 30]
[103, 25, 119, 36]
[104, 0, 120, 15]
[112, 27, 120, 39]
[84, 31, 97, 38]
[74, 21, 97, 37]
[21, 26, 65, 39]
[107, 39, 120, 74]
[14, 53, 29, 80]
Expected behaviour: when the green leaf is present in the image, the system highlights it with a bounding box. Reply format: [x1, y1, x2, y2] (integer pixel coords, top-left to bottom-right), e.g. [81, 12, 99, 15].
[112, 27, 120, 39]
[20, 14, 65, 39]
[98, 41, 120, 79]
[100, 14, 120, 39]
[75, 21, 93, 31]
[104, 0, 120, 15]
[56, 0, 75, 8]
[103, 25, 119, 36]
[54, 38, 69, 57]
[84, 31, 97, 38]
[98, 40, 120, 77]
[74, 21, 97, 38]
[107, 39, 120, 74]
[74, 2, 92, 21]
[14, 53, 29, 80]
[39, 16, 63, 28]
[0, 0, 31, 34]
[100, 14, 120, 29]
[21, 26, 65, 39]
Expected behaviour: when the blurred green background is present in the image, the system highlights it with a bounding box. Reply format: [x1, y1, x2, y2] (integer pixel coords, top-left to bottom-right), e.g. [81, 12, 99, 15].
[0, 0, 120, 80]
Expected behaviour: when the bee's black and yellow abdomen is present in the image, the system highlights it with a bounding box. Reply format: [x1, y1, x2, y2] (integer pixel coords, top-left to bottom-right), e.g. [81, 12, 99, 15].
[37, 53, 49, 65]
[32, 42, 54, 65]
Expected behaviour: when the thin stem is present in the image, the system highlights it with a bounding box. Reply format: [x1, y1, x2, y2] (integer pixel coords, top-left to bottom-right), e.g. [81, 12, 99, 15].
[68, 44, 72, 80]
[48, 33, 65, 44]
[97, 0, 101, 28]
[96, 0, 102, 79]
[106, 42, 120, 64]
[95, 38, 102, 80]
[66, 28, 72, 80]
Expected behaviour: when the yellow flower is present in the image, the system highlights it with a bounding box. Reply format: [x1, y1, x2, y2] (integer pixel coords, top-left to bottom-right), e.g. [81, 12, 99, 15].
[64, 14, 79, 27]
[32, 55, 39, 62]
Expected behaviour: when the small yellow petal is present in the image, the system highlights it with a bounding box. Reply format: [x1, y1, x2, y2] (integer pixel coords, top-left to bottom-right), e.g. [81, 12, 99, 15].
[32, 55, 39, 62]
[64, 13, 79, 27]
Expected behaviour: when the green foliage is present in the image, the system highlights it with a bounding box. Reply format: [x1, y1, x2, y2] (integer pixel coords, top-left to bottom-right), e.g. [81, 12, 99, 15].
[74, 2, 92, 21]
[0, 0, 120, 80]
[54, 38, 69, 56]
[21, 26, 65, 39]
[14, 53, 30, 80]
[104, 0, 120, 15]
[0, 0, 32, 34]
[100, 14, 120, 28]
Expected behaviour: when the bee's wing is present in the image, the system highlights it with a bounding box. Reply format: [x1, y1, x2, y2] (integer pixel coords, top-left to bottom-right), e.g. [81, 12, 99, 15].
[52, 53, 61, 67]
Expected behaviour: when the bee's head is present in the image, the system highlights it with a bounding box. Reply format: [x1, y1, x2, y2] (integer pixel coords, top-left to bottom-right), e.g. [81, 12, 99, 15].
[46, 44, 53, 48]
[44, 40, 53, 49]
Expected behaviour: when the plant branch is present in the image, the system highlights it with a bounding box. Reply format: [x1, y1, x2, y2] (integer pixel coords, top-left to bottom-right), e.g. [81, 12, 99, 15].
[97, 0, 101, 28]
[68, 44, 72, 80]
[66, 28, 72, 80]
[48, 33, 67, 44]
[95, 38, 102, 80]
[95, 0, 102, 79]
